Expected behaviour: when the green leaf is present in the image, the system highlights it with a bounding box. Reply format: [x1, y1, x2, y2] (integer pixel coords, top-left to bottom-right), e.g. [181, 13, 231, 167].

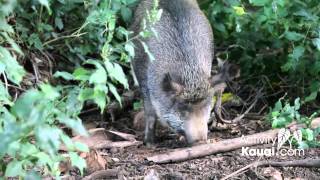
[40, 84, 60, 100]
[20, 143, 39, 158]
[298, 141, 309, 149]
[25, 171, 41, 180]
[60, 133, 75, 151]
[0, 46, 26, 85]
[272, 117, 288, 128]
[69, 152, 86, 175]
[74, 142, 89, 152]
[78, 88, 94, 101]
[120, 7, 132, 23]
[284, 31, 304, 41]
[233, 6, 246, 16]
[108, 83, 122, 105]
[291, 46, 305, 60]
[0, 82, 12, 105]
[274, 100, 283, 112]
[58, 116, 87, 136]
[125, 42, 135, 58]
[312, 38, 320, 51]
[86, 60, 107, 84]
[304, 129, 314, 141]
[305, 91, 317, 102]
[294, 10, 317, 21]
[73, 68, 90, 81]
[54, 71, 74, 80]
[7, 141, 20, 157]
[11, 90, 43, 120]
[54, 17, 64, 30]
[33, 152, 55, 171]
[65, 88, 83, 116]
[1, 32, 23, 55]
[35, 126, 62, 154]
[28, 33, 43, 50]
[5, 160, 24, 177]
[104, 61, 129, 88]
[294, 98, 300, 110]
[38, 0, 52, 14]
[93, 87, 107, 111]
[249, 0, 270, 6]
[0, 20, 14, 33]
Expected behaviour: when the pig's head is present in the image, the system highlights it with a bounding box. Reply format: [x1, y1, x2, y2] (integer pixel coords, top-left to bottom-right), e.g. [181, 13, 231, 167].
[159, 63, 240, 145]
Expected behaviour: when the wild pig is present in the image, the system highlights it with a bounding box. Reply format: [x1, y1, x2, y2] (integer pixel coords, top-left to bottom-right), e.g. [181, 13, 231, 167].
[130, 0, 234, 146]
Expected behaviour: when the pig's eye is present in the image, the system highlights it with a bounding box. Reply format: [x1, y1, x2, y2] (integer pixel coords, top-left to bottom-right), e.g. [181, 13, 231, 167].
[178, 103, 191, 111]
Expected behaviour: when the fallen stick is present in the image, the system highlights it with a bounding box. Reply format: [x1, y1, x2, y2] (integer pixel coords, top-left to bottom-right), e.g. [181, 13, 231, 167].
[82, 169, 118, 180]
[221, 159, 320, 180]
[147, 129, 279, 163]
[95, 140, 142, 149]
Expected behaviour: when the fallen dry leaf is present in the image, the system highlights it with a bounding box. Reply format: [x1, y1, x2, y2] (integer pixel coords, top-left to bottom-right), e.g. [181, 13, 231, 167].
[262, 167, 283, 180]
[84, 149, 107, 175]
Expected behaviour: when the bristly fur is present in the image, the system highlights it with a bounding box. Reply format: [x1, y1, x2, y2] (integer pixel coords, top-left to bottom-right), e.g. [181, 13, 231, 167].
[130, 0, 215, 145]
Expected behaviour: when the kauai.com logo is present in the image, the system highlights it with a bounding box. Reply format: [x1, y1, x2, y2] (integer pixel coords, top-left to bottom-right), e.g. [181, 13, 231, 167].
[241, 128, 305, 157]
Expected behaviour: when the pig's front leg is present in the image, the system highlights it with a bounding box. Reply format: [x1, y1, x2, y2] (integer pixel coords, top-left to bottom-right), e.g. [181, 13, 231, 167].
[143, 99, 157, 147]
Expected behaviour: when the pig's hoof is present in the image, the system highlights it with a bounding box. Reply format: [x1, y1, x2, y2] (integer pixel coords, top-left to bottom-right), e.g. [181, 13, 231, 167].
[144, 141, 157, 149]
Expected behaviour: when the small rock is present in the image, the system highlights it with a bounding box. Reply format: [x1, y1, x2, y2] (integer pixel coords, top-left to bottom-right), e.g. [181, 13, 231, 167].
[262, 167, 282, 180]
[112, 158, 120, 162]
[311, 118, 320, 129]
[110, 147, 118, 154]
[144, 169, 160, 180]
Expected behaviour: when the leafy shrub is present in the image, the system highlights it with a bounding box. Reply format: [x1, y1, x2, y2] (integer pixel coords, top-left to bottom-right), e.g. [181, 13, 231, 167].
[203, 0, 320, 102]
[0, 0, 161, 178]
[268, 97, 320, 148]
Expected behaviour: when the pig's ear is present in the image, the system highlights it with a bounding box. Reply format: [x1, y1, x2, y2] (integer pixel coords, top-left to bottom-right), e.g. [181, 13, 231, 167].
[162, 74, 183, 95]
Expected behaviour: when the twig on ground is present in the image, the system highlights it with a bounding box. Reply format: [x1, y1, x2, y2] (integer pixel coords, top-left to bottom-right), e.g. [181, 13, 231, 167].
[107, 130, 137, 141]
[146, 129, 279, 163]
[82, 169, 118, 180]
[221, 159, 320, 180]
[95, 140, 142, 149]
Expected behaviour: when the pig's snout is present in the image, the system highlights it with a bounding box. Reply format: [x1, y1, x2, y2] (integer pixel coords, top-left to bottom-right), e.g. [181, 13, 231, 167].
[183, 116, 208, 145]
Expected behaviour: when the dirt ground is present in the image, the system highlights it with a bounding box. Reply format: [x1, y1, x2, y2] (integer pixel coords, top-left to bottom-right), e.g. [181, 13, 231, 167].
[78, 111, 320, 180]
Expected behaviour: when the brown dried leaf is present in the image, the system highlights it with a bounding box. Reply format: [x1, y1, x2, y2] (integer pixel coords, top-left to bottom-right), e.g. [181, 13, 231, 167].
[85, 149, 107, 174]
[262, 167, 283, 180]
[72, 128, 111, 149]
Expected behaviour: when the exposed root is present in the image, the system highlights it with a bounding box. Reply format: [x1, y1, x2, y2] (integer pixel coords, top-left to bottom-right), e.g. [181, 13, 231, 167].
[214, 88, 263, 124]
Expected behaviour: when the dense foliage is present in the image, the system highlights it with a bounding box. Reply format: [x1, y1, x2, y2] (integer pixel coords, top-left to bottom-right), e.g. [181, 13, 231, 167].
[201, 0, 320, 147]
[202, 0, 320, 101]
[0, 0, 161, 178]
[0, 0, 319, 178]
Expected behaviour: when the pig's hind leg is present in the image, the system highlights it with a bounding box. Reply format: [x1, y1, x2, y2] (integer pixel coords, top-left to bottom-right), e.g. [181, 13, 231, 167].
[143, 97, 157, 147]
